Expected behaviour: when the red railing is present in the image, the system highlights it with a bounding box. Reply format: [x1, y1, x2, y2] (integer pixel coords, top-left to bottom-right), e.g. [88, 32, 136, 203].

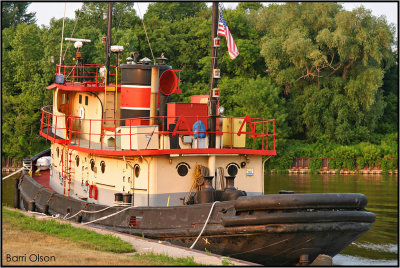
[55, 63, 121, 87]
[39, 106, 276, 155]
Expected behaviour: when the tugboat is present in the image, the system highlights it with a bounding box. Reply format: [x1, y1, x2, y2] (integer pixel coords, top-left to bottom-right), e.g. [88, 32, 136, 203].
[17, 3, 375, 265]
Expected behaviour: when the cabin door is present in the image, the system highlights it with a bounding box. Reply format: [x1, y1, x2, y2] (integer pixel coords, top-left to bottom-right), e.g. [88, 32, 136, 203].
[57, 91, 72, 139]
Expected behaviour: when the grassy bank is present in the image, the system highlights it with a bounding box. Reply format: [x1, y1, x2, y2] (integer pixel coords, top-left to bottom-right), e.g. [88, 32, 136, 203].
[2, 207, 200, 266]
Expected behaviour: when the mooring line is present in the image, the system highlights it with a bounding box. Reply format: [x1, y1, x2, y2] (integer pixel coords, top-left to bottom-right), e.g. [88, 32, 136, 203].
[2, 167, 25, 180]
[190, 201, 219, 249]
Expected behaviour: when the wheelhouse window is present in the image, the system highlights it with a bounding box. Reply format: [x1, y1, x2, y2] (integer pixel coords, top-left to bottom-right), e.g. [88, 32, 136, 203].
[79, 95, 82, 104]
[85, 96, 89, 105]
[61, 93, 70, 104]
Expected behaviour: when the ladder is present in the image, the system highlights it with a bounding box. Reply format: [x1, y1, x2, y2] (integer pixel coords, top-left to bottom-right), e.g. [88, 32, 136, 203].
[61, 147, 74, 197]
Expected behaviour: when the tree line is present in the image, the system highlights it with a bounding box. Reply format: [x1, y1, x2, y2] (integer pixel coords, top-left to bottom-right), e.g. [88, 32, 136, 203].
[2, 2, 398, 170]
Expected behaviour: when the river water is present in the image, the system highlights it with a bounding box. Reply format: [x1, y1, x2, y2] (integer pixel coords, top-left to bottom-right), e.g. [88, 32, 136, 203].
[265, 173, 398, 266]
[2, 172, 398, 265]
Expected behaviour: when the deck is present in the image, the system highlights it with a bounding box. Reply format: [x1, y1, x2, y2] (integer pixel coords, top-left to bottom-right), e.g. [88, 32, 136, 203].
[32, 170, 53, 191]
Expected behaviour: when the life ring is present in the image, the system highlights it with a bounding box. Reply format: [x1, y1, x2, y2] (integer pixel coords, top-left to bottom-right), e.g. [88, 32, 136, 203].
[79, 106, 85, 119]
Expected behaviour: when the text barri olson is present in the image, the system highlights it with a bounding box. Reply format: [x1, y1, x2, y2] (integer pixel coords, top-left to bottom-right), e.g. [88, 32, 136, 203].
[6, 253, 56, 263]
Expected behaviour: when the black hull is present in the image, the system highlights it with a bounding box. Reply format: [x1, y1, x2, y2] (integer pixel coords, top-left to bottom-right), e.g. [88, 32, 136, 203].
[17, 171, 375, 266]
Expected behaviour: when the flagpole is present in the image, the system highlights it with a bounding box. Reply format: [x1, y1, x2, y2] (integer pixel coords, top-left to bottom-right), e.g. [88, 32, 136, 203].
[105, 2, 113, 85]
[209, 2, 218, 149]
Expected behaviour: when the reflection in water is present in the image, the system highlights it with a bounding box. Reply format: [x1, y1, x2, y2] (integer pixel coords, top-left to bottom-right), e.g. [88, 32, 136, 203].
[265, 173, 398, 265]
[2, 173, 18, 207]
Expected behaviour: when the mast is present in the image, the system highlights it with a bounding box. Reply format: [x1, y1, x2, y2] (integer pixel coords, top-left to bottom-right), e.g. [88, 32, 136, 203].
[105, 2, 113, 85]
[209, 2, 218, 149]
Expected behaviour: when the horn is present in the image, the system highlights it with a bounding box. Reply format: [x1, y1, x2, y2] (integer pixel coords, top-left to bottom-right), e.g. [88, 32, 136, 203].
[159, 70, 177, 95]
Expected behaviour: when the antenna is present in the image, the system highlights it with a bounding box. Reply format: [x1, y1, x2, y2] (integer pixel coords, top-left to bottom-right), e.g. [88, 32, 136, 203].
[65, 38, 91, 43]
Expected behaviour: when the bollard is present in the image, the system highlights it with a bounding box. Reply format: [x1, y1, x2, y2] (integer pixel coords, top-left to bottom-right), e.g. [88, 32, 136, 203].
[43, 204, 49, 215]
[298, 254, 309, 266]
[28, 200, 36, 211]
[76, 215, 83, 223]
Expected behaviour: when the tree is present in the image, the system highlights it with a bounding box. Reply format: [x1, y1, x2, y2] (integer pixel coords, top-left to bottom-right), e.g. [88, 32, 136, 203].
[377, 50, 399, 134]
[1, 2, 36, 29]
[255, 3, 395, 143]
[144, 2, 207, 22]
[219, 76, 290, 140]
[2, 23, 52, 159]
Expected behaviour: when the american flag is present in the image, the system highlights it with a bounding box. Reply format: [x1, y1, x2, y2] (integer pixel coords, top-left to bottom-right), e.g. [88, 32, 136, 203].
[217, 11, 239, 60]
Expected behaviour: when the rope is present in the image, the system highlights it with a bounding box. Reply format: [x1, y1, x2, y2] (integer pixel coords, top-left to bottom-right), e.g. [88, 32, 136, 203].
[2, 167, 25, 180]
[81, 206, 132, 225]
[183, 165, 209, 204]
[137, 4, 155, 64]
[64, 204, 121, 220]
[27, 211, 47, 216]
[215, 167, 225, 190]
[189, 201, 219, 249]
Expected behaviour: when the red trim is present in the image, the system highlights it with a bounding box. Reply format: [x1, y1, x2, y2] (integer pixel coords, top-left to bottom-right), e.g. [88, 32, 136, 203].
[47, 83, 121, 92]
[102, 126, 116, 131]
[46, 84, 57, 90]
[67, 145, 276, 156]
[39, 131, 68, 144]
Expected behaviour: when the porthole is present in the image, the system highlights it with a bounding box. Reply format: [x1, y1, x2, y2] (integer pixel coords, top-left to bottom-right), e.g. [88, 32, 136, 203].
[90, 159, 95, 171]
[226, 163, 239, 176]
[100, 161, 106, 173]
[134, 164, 140, 178]
[176, 162, 190, 177]
[128, 177, 131, 183]
[75, 155, 80, 167]
[122, 176, 125, 182]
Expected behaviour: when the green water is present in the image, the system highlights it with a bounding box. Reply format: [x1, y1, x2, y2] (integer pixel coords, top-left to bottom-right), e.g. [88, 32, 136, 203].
[265, 173, 398, 265]
[2, 173, 19, 207]
[2, 173, 398, 265]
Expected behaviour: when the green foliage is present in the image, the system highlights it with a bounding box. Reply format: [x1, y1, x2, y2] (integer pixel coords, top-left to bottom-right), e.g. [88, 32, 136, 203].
[359, 143, 383, 166]
[256, 3, 395, 144]
[357, 157, 367, 170]
[1, 2, 36, 29]
[221, 257, 234, 266]
[2, 207, 134, 253]
[1, 2, 397, 165]
[219, 76, 290, 139]
[329, 146, 358, 170]
[130, 253, 199, 266]
[2, 23, 53, 160]
[309, 158, 322, 174]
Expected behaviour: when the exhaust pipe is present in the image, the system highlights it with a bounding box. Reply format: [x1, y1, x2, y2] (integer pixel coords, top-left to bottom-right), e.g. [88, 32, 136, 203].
[150, 67, 159, 125]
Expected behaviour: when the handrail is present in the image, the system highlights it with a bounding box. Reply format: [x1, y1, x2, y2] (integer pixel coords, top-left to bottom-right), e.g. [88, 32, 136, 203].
[55, 63, 121, 87]
[39, 106, 276, 154]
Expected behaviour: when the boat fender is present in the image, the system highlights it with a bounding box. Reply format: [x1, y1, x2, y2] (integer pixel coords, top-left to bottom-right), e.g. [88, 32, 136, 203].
[79, 106, 85, 119]
[193, 120, 206, 139]
[89, 184, 98, 200]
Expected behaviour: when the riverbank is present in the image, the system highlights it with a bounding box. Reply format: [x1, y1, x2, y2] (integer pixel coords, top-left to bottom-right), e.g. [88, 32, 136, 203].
[1, 207, 200, 266]
[2, 207, 256, 266]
